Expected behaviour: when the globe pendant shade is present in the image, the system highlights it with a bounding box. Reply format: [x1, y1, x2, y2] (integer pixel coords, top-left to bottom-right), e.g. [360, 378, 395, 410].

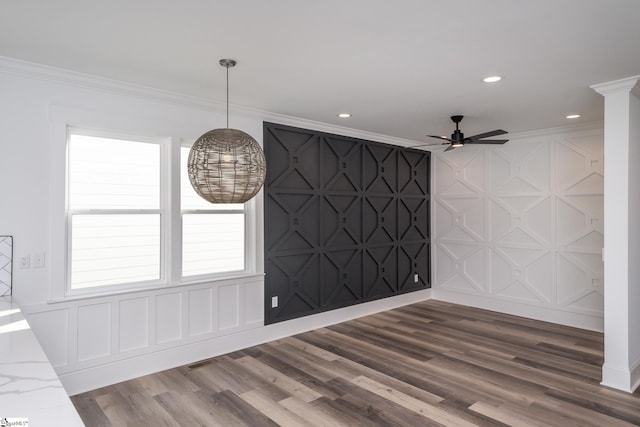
[188, 128, 266, 203]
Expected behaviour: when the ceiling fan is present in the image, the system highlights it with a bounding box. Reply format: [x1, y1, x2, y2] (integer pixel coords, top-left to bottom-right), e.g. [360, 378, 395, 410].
[419, 115, 508, 152]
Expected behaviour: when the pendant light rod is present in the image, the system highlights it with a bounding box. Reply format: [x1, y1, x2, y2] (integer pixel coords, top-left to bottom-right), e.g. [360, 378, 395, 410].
[219, 59, 236, 129]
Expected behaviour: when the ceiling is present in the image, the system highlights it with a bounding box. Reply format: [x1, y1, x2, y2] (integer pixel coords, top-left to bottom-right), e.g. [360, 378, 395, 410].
[2, 0, 639, 144]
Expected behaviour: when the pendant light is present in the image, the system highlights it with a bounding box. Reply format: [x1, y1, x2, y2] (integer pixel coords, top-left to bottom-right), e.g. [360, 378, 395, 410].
[188, 59, 266, 204]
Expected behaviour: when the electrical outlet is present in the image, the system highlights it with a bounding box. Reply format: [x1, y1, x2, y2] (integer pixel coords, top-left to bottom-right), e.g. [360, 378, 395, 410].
[414, 274, 419, 283]
[271, 296, 278, 308]
[33, 252, 45, 268]
[20, 255, 30, 269]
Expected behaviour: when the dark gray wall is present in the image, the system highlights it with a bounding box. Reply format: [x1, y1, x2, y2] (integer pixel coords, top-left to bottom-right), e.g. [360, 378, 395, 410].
[264, 122, 430, 324]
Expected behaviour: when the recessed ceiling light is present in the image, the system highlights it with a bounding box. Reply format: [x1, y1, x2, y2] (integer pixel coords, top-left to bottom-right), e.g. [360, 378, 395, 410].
[337, 113, 352, 118]
[483, 76, 502, 83]
[566, 114, 581, 119]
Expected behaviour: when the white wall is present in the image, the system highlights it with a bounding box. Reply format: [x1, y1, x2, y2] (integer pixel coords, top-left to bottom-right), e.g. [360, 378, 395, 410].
[0, 57, 430, 395]
[432, 125, 604, 331]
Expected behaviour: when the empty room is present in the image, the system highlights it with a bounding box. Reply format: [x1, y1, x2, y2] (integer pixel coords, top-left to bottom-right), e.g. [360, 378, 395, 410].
[1, 1, 639, 425]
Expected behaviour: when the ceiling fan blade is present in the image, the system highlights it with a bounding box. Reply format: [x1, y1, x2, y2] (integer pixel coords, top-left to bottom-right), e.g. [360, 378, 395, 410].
[411, 142, 449, 148]
[466, 129, 508, 140]
[466, 139, 509, 144]
[426, 135, 455, 143]
[444, 144, 455, 152]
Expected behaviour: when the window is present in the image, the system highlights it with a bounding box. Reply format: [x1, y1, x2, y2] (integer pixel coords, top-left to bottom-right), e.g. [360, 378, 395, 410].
[65, 129, 251, 295]
[67, 133, 162, 290]
[180, 146, 245, 277]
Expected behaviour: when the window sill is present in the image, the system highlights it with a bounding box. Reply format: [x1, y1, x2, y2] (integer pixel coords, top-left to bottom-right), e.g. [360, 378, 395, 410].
[47, 272, 265, 305]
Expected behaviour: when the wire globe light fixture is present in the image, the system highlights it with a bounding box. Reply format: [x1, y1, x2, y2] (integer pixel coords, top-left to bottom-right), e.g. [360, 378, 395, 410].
[188, 59, 266, 204]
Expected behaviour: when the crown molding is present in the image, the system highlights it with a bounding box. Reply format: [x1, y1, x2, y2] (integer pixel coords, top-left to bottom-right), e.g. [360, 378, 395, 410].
[0, 55, 225, 111]
[0, 55, 421, 148]
[0, 56, 605, 149]
[506, 120, 604, 141]
[591, 75, 640, 96]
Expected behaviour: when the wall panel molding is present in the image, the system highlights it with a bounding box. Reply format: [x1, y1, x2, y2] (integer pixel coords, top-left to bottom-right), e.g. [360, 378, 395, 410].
[23, 282, 430, 395]
[433, 127, 604, 331]
[21, 275, 265, 394]
[264, 122, 431, 324]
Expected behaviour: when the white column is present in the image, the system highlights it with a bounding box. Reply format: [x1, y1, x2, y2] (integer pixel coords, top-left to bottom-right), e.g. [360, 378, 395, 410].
[591, 75, 640, 392]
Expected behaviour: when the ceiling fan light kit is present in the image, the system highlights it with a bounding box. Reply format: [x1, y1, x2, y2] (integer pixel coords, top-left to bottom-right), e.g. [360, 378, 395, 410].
[422, 115, 509, 152]
[188, 59, 266, 204]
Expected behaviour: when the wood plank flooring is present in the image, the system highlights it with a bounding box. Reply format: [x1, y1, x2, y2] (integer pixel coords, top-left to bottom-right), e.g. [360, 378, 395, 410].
[72, 300, 640, 426]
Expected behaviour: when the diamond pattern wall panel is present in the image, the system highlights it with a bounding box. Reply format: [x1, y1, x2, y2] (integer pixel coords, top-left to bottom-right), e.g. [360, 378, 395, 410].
[265, 122, 430, 324]
[0, 236, 12, 296]
[434, 128, 604, 319]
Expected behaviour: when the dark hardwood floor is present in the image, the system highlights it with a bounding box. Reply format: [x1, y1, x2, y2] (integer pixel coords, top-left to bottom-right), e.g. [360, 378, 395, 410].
[72, 300, 640, 426]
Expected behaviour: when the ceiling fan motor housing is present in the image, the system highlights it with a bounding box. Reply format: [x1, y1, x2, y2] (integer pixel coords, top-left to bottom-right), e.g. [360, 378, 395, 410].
[450, 115, 464, 142]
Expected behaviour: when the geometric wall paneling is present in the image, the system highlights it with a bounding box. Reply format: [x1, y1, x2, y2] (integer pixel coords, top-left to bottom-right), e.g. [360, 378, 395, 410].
[436, 243, 485, 292]
[557, 250, 604, 312]
[490, 141, 551, 194]
[433, 127, 604, 325]
[264, 122, 430, 324]
[364, 196, 396, 243]
[398, 198, 429, 241]
[398, 242, 429, 290]
[492, 248, 553, 304]
[436, 150, 484, 196]
[557, 197, 603, 249]
[556, 139, 603, 192]
[439, 197, 485, 242]
[398, 150, 429, 195]
[491, 196, 550, 246]
[363, 245, 398, 299]
[555, 135, 604, 316]
[322, 248, 363, 304]
[364, 144, 397, 193]
[0, 235, 12, 296]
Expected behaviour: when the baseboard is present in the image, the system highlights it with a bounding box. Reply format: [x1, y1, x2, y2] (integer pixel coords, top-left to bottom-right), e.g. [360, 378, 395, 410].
[601, 360, 640, 393]
[433, 289, 604, 332]
[632, 357, 640, 392]
[62, 289, 432, 395]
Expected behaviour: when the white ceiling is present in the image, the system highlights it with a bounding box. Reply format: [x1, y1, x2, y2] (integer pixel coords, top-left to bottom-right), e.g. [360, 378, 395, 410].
[2, 0, 639, 143]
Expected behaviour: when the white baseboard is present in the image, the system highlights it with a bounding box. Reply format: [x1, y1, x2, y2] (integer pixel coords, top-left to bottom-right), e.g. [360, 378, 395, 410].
[601, 359, 640, 393]
[433, 289, 604, 332]
[632, 357, 640, 393]
[62, 289, 432, 395]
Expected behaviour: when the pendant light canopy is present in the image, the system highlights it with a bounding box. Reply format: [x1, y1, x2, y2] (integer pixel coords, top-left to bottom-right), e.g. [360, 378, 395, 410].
[188, 59, 266, 204]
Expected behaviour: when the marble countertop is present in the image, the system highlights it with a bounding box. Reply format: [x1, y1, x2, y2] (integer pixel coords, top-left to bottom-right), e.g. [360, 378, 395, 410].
[0, 297, 84, 425]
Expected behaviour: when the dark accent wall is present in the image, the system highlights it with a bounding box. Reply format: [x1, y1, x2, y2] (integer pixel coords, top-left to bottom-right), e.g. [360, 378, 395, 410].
[264, 122, 430, 324]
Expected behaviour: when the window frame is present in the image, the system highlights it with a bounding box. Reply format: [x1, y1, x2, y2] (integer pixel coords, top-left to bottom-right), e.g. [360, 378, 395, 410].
[49, 112, 260, 302]
[178, 140, 251, 283]
[64, 128, 169, 297]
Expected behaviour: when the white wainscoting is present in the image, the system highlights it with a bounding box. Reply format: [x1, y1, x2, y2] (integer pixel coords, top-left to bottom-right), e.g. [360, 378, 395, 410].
[22, 274, 265, 395]
[22, 275, 431, 395]
[432, 125, 604, 331]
